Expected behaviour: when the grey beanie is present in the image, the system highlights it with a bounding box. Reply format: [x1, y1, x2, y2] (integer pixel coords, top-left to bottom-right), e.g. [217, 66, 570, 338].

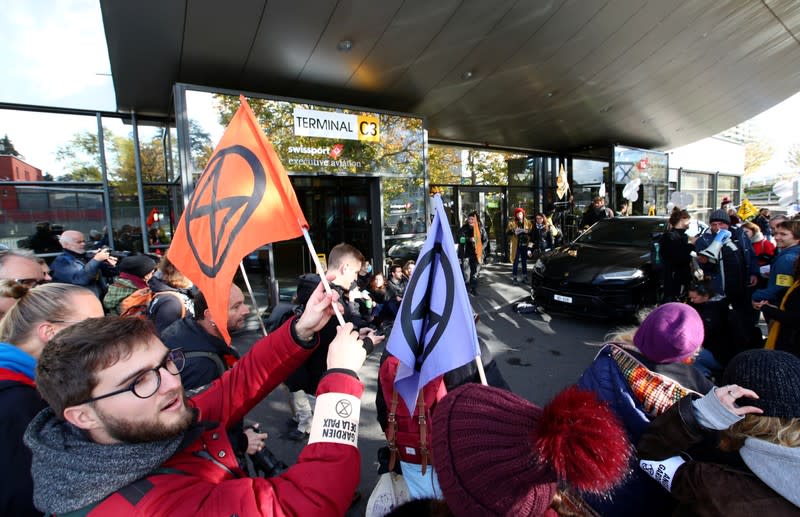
[709, 209, 731, 225]
[722, 350, 800, 419]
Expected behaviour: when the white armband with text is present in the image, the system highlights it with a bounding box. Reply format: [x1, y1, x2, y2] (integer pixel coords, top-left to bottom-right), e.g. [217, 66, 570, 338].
[307, 392, 360, 447]
[639, 456, 686, 492]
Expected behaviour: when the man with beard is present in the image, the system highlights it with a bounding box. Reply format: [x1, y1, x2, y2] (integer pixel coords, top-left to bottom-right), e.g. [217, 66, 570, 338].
[52, 230, 118, 299]
[23, 276, 368, 516]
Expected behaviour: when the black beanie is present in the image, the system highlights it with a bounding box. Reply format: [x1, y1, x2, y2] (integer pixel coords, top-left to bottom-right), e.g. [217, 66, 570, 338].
[295, 273, 320, 305]
[118, 255, 157, 279]
[722, 350, 800, 419]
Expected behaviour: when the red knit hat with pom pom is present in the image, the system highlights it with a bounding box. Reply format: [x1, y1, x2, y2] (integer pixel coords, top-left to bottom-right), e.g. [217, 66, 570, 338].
[432, 385, 630, 517]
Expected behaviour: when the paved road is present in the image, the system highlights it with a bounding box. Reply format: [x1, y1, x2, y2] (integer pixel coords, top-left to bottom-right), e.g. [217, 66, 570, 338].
[233, 263, 620, 515]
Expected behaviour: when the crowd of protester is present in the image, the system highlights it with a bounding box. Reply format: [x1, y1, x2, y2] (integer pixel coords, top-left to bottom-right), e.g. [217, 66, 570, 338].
[0, 204, 798, 517]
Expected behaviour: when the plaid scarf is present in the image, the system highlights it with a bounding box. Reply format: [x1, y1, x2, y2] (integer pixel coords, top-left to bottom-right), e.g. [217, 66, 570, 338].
[608, 345, 700, 415]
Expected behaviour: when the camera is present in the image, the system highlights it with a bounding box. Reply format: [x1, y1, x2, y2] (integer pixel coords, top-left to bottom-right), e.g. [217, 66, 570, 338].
[250, 447, 289, 478]
[86, 247, 130, 260]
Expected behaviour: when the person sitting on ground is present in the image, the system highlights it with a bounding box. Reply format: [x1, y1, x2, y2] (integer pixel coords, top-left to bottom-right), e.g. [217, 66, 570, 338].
[51, 230, 118, 299]
[24, 278, 370, 516]
[638, 349, 800, 515]
[0, 283, 103, 517]
[386, 384, 630, 516]
[576, 302, 714, 517]
[147, 256, 195, 335]
[756, 254, 800, 357]
[103, 254, 157, 315]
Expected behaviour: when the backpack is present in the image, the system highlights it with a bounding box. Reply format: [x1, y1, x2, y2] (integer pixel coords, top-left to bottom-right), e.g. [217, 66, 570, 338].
[119, 288, 185, 319]
[379, 356, 447, 474]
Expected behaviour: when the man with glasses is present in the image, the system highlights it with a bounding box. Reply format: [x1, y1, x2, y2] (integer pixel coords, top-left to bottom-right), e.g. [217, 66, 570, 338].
[51, 230, 118, 299]
[0, 249, 47, 287]
[24, 276, 368, 516]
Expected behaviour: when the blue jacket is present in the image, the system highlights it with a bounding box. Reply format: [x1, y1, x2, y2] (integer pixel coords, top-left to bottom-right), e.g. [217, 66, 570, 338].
[752, 245, 800, 304]
[51, 250, 109, 299]
[576, 346, 712, 517]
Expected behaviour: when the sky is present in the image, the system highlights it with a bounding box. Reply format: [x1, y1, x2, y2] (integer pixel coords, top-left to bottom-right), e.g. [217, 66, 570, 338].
[1, 1, 800, 180]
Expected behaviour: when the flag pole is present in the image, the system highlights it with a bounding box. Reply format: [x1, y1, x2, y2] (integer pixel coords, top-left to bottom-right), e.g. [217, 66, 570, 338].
[239, 261, 268, 336]
[300, 226, 346, 327]
[475, 355, 488, 386]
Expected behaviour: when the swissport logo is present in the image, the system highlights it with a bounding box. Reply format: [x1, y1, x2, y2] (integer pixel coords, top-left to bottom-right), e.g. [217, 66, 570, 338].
[329, 144, 344, 159]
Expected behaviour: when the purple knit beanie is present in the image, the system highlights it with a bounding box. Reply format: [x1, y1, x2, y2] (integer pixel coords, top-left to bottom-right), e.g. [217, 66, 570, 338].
[633, 303, 704, 364]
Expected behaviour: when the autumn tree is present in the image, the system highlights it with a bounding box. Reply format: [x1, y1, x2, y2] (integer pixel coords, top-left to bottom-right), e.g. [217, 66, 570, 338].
[55, 130, 107, 181]
[744, 141, 774, 176]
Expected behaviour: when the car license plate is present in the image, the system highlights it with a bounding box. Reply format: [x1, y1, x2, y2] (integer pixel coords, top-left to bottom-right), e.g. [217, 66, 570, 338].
[554, 294, 573, 304]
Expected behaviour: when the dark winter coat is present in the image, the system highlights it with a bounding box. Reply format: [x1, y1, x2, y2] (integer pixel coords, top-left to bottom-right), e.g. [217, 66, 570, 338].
[456, 223, 487, 260]
[160, 317, 239, 391]
[147, 275, 195, 336]
[638, 396, 800, 516]
[0, 343, 46, 516]
[659, 228, 693, 300]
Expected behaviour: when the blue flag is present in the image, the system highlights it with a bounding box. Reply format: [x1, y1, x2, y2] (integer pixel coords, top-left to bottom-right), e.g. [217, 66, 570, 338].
[386, 194, 481, 411]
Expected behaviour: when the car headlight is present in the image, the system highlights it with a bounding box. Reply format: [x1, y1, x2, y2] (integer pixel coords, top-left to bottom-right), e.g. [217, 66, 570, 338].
[532, 259, 545, 275]
[595, 269, 644, 281]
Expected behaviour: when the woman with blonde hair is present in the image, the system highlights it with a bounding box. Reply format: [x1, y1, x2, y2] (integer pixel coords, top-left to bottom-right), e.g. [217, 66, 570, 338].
[639, 349, 800, 514]
[0, 283, 103, 516]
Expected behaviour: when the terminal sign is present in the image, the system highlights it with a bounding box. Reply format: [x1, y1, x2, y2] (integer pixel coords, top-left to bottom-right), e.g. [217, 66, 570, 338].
[294, 107, 380, 142]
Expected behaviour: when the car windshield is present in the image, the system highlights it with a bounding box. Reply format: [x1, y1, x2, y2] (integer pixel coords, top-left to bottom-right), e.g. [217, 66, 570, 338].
[574, 219, 667, 248]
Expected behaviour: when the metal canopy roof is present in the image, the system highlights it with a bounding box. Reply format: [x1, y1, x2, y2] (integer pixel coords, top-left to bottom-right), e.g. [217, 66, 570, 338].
[100, 0, 800, 152]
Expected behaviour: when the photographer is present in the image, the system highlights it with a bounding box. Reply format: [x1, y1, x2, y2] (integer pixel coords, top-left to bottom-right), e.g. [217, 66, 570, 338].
[51, 230, 119, 300]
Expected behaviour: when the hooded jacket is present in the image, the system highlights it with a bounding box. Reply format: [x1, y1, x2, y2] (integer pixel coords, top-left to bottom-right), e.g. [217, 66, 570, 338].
[23, 319, 364, 517]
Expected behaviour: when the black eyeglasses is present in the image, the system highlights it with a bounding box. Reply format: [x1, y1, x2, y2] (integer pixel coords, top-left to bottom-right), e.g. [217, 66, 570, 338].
[15, 278, 46, 288]
[82, 349, 186, 404]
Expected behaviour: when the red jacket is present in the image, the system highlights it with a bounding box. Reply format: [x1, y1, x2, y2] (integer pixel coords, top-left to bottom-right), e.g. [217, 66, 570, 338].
[89, 320, 364, 516]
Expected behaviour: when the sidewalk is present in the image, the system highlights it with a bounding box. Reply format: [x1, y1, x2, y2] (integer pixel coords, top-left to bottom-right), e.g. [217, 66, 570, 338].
[469, 262, 531, 317]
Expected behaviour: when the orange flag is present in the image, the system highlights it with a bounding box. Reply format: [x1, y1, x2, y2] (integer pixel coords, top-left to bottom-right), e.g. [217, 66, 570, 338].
[168, 96, 308, 343]
[473, 219, 483, 264]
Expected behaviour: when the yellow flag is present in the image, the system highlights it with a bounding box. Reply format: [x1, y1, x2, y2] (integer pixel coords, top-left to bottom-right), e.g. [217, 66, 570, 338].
[738, 199, 758, 221]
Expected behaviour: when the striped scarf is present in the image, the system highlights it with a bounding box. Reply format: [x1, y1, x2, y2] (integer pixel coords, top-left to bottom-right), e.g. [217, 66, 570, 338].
[609, 345, 699, 415]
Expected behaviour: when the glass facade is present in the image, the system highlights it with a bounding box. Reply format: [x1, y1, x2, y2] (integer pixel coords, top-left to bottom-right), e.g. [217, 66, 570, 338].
[0, 106, 173, 253]
[613, 146, 669, 216]
[0, 97, 741, 278]
[178, 86, 425, 278]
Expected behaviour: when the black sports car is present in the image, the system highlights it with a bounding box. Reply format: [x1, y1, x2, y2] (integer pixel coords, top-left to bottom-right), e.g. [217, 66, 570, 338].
[530, 216, 668, 317]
